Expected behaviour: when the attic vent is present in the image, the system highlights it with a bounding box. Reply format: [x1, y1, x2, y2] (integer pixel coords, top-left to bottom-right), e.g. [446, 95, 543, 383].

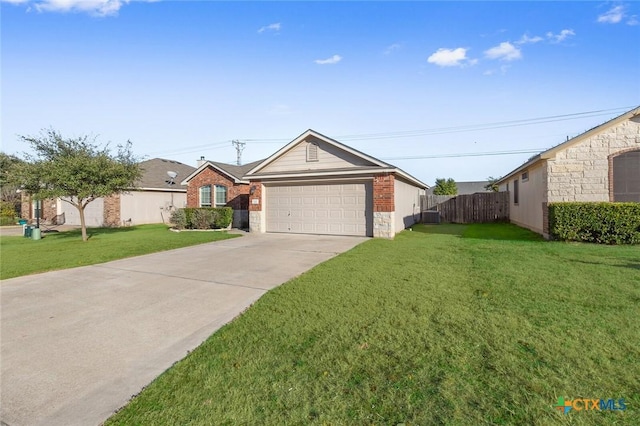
[306, 142, 319, 162]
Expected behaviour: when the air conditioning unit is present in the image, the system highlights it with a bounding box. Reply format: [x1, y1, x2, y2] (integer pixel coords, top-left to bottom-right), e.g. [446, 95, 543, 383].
[422, 210, 441, 224]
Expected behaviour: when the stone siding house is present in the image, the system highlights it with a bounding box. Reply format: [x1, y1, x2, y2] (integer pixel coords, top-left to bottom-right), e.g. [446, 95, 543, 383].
[497, 106, 640, 237]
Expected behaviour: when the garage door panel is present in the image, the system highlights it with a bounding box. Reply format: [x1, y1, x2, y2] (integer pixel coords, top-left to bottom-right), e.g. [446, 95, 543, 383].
[265, 182, 371, 236]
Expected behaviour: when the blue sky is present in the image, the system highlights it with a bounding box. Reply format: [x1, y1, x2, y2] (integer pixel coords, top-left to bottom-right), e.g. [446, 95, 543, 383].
[2, 1, 639, 185]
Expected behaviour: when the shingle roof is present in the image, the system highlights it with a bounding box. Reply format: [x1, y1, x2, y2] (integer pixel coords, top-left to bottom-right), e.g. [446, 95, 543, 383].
[137, 158, 196, 190]
[208, 159, 265, 181]
[426, 181, 490, 195]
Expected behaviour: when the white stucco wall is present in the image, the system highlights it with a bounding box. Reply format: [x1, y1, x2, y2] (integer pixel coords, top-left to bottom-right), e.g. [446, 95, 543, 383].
[120, 191, 187, 225]
[394, 178, 424, 233]
[507, 163, 546, 234]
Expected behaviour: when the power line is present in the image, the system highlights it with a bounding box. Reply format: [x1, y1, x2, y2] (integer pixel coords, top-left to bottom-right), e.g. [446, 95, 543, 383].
[380, 148, 545, 161]
[239, 106, 633, 144]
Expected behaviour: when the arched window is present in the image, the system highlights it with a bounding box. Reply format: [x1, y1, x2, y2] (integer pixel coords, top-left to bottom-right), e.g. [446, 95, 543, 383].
[214, 185, 227, 207]
[611, 149, 640, 202]
[199, 185, 211, 207]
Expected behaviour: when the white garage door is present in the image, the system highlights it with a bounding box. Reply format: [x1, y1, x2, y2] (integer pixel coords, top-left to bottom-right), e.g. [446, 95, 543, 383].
[266, 182, 371, 236]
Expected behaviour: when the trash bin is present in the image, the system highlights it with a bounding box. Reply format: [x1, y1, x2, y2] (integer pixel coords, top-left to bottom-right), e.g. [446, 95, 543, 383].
[24, 225, 33, 238]
[18, 219, 28, 226]
[32, 227, 42, 241]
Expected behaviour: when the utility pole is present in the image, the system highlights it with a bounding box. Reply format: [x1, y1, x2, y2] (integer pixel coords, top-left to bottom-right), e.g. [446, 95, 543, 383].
[232, 140, 246, 165]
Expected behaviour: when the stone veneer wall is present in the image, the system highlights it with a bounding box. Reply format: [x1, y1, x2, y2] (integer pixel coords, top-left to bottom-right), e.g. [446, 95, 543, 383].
[373, 174, 395, 238]
[248, 181, 263, 233]
[546, 116, 640, 203]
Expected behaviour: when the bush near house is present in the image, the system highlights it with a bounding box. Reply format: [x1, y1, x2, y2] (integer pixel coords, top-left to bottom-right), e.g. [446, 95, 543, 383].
[170, 207, 233, 230]
[0, 201, 17, 226]
[549, 202, 640, 244]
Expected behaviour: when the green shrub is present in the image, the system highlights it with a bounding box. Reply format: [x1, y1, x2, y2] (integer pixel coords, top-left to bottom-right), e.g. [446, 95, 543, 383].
[548, 202, 640, 244]
[0, 201, 16, 219]
[169, 209, 187, 230]
[214, 207, 233, 228]
[192, 209, 215, 229]
[0, 216, 16, 226]
[175, 207, 233, 229]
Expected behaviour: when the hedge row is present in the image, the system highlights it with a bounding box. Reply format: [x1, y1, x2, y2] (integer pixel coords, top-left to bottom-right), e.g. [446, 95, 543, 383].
[170, 207, 233, 230]
[548, 202, 640, 244]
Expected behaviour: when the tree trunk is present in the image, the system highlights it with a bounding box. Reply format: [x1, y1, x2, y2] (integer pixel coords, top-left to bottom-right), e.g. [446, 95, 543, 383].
[77, 203, 88, 242]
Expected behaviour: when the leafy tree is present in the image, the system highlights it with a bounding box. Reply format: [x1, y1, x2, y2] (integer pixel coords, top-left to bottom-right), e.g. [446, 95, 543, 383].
[0, 152, 24, 215]
[432, 178, 458, 195]
[484, 176, 500, 192]
[11, 130, 142, 241]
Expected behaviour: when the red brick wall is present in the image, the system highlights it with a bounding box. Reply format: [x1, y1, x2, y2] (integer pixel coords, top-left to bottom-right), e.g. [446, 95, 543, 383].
[186, 166, 250, 210]
[373, 173, 395, 212]
[248, 181, 262, 212]
[20, 194, 57, 220]
[104, 194, 121, 227]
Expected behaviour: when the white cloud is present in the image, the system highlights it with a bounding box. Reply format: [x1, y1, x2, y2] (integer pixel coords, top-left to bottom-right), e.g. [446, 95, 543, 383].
[598, 5, 625, 24]
[384, 43, 402, 55]
[484, 42, 522, 61]
[627, 15, 639, 26]
[0, 0, 155, 16]
[546, 29, 575, 43]
[427, 47, 475, 67]
[258, 23, 281, 33]
[516, 34, 544, 45]
[314, 54, 342, 65]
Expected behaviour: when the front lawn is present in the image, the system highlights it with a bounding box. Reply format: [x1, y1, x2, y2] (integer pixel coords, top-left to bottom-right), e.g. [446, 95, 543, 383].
[107, 223, 639, 425]
[0, 224, 239, 279]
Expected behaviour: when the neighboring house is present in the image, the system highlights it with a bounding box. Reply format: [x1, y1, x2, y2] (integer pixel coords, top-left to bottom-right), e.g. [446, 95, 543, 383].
[496, 106, 640, 237]
[243, 129, 427, 238]
[426, 181, 491, 195]
[21, 158, 195, 227]
[181, 158, 264, 228]
[182, 129, 427, 238]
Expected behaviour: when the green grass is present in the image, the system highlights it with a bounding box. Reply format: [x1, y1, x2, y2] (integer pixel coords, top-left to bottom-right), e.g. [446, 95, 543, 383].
[0, 224, 239, 279]
[103, 223, 637, 425]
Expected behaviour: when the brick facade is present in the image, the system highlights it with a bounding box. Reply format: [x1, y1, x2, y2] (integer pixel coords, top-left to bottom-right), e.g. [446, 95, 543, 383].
[103, 194, 121, 227]
[186, 166, 250, 210]
[20, 194, 57, 221]
[373, 173, 395, 212]
[248, 181, 262, 212]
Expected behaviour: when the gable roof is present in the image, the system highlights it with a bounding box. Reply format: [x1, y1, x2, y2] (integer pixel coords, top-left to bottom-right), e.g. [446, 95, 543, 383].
[244, 129, 428, 188]
[497, 106, 640, 185]
[427, 181, 490, 195]
[181, 158, 264, 185]
[137, 158, 196, 191]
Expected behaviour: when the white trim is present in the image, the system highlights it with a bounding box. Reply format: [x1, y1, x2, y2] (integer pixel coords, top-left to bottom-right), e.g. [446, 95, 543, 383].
[262, 177, 374, 185]
[249, 168, 397, 180]
[136, 187, 187, 193]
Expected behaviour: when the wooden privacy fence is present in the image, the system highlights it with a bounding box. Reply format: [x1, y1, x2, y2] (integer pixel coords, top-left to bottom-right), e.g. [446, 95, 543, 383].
[421, 192, 509, 224]
[421, 195, 455, 210]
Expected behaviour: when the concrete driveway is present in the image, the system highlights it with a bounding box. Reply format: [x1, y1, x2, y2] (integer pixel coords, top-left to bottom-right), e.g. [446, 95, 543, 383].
[1, 233, 366, 426]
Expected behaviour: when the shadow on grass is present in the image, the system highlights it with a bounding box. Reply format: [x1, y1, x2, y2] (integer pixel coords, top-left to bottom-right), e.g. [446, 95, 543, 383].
[413, 223, 545, 242]
[45, 226, 139, 240]
[411, 224, 466, 236]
